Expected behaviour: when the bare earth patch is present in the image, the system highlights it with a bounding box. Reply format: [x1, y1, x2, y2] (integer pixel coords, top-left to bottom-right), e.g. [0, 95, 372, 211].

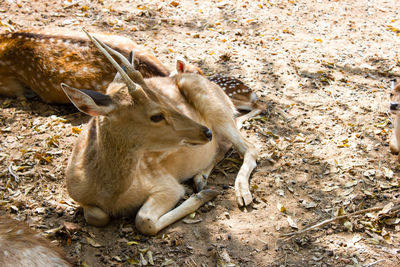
[1, 0, 400, 266]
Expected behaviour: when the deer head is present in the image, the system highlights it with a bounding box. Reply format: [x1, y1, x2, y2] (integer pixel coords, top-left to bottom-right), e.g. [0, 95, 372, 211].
[61, 30, 212, 151]
[390, 80, 400, 115]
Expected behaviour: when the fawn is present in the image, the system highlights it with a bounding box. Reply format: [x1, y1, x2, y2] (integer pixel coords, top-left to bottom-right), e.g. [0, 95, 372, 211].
[0, 216, 72, 267]
[61, 30, 258, 235]
[174, 58, 262, 128]
[390, 80, 400, 158]
[0, 30, 169, 103]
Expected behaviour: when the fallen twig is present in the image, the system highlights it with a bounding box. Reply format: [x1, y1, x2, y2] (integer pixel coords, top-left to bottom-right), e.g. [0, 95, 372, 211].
[364, 259, 385, 267]
[281, 206, 383, 237]
[8, 163, 20, 183]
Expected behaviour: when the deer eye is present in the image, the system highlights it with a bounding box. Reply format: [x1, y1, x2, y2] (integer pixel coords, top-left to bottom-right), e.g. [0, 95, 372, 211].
[150, 114, 165, 123]
[390, 93, 394, 97]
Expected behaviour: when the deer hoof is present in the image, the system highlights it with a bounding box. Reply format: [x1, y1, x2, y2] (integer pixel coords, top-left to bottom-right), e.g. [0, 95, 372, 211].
[193, 174, 208, 192]
[83, 205, 110, 227]
[196, 189, 219, 202]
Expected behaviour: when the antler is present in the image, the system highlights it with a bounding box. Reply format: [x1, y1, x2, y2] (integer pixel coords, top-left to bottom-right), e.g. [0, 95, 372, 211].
[83, 29, 146, 94]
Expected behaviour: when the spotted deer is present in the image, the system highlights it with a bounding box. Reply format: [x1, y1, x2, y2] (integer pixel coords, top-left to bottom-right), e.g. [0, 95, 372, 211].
[61, 30, 258, 235]
[0, 30, 169, 103]
[389, 80, 400, 159]
[174, 58, 262, 128]
[1, 30, 260, 130]
[0, 216, 72, 267]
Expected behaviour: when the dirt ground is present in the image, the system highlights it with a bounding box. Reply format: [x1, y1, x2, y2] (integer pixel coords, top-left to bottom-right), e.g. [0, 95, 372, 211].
[1, 0, 400, 266]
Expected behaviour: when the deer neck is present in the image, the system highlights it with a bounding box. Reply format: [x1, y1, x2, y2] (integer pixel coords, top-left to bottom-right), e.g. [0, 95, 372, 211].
[84, 116, 143, 193]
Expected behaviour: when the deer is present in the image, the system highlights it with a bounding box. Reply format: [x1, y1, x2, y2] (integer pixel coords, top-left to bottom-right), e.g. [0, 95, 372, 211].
[0, 216, 72, 267]
[173, 58, 262, 128]
[61, 30, 258, 235]
[0, 29, 259, 123]
[389, 80, 400, 159]
[0, 29, 169, 103]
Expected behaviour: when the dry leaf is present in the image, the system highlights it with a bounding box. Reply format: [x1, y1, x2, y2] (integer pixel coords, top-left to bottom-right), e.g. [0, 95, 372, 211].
[72, 127, 82, 134]
[287, 216, 298, 229]
[86, 237, 102, 247]
[277, 203, 286, 212]
[170, 1, 179, 7]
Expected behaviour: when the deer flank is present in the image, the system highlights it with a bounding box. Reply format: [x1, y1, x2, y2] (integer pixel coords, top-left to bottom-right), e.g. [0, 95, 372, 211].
[0, 30, 169, 103]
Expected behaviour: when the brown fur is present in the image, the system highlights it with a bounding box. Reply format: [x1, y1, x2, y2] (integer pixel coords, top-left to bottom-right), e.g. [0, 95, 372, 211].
[0, 216, 72, 267]
[0, 30, 169, 103]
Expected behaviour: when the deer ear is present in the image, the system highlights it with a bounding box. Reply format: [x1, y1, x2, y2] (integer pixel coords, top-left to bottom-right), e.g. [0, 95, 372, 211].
[176, 59, 186, 73]
[61, 83, 115, 116]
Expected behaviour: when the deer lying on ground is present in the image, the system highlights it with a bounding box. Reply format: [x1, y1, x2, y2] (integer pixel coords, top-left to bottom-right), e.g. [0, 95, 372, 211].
[0, 30, 169, 103]
[174, 58, 262, 128]
[61, 30, 258, 235]
[389, 80, 400, 159]
[0, 216, 72, 267]
[0, 30, 261, 127]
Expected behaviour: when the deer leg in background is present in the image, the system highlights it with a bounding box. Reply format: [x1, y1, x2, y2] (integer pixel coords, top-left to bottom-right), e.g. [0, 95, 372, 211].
[215, 123, 258, 206]
[235, 108, 262, 129]
[135, 181, 218, 235]
[0, 76, 26, 99]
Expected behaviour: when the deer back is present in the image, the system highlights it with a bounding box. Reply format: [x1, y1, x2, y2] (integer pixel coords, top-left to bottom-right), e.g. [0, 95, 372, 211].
[209, 74, 258, 111]
[0, 30, 169, 103]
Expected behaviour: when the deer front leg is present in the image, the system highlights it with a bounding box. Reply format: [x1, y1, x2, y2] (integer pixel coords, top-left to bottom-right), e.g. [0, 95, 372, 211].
[135, 186, 218, 235]
[193, 140, 233, 192]
[83, 205, 110, 227]
[193, 165, 214, 192]
[218, 123, 258, 207]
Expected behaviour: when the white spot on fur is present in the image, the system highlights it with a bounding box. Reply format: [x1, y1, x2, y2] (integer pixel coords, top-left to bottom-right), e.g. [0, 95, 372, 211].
[250, 92, 258, 102]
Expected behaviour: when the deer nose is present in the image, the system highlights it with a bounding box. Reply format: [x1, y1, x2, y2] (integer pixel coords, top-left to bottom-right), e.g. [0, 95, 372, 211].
[390, 102, 398, 110]
[202, 126, 213, 141]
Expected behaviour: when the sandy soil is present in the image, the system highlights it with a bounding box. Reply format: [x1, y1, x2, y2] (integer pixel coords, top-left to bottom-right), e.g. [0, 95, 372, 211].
[1, 0, 400, 266]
